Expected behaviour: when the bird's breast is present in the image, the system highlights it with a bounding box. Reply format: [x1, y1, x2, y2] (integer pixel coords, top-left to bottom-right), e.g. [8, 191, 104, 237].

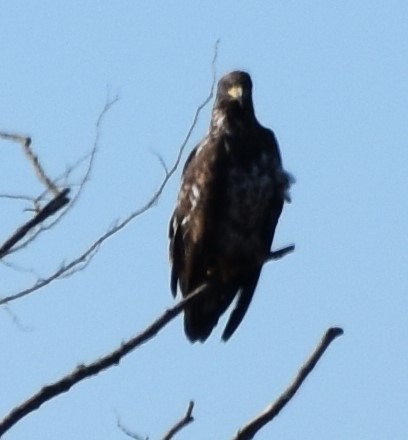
[216, 161, 275, 261]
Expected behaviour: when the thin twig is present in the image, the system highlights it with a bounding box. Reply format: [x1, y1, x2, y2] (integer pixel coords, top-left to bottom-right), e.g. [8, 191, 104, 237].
[161, 401, 195, 440]
[22, 137, 59, 195]
[0, 133, 58, 195]
[0, 194, 34, 202]
[232, 327, 344, 440]
[0, 284, 208, 438]
[65, 93, 120, 214]
[2, 305, 33, 332]
[116, 414, 149, 440]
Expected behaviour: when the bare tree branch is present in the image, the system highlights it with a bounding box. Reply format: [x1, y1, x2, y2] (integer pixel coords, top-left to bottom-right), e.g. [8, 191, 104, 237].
[0, 130, 74, 258]
[161, 401, 195, 440]
[0, 189, 70, 259]
[267, 244, 295, 261]
[0, 94, 119, 259]
[232, 327, 344, 440]
[0, 284, 208, 438]
[0, 42, 219, 306]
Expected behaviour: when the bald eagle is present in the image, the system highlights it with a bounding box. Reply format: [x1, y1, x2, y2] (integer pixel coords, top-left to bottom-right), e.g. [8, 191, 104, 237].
[169, 71, 292, 342]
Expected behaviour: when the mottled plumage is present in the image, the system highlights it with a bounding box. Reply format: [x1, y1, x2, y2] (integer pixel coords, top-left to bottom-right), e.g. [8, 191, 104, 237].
[169, 71, 292, 342]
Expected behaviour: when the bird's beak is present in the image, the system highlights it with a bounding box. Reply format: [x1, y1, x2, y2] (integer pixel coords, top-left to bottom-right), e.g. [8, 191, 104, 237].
[227, 85, 243, 102]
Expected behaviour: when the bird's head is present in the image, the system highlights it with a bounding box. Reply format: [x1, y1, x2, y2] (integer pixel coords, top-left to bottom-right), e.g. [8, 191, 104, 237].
[216, 71, 253, 109]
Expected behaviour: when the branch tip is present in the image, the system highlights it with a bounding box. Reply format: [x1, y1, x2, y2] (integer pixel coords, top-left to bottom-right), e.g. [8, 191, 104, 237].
[232, 326, 343, 440]
[161, 400, 195, 440]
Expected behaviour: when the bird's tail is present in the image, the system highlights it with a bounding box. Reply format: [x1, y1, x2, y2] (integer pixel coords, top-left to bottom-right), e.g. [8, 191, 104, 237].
[184, 282, 236, 343]
[221, 268, 261, 341]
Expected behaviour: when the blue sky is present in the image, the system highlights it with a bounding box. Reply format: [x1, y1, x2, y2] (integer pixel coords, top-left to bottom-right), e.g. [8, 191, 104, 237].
[1, 1, 407, 439]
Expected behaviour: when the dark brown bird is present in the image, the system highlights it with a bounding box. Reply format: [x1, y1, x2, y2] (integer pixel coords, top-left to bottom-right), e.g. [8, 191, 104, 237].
[169, 71, 292, 342]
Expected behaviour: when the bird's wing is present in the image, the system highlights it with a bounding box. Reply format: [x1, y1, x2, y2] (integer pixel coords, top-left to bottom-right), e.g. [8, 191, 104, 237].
[259, 129, 291, 249]
[169, 134, 228, 297]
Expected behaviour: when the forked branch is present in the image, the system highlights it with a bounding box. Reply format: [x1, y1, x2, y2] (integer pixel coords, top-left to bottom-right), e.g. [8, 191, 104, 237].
[0, 94, 118, 259]
[0, 132, 72, 258]
[161, 401, 195, 440]
[117, 400, 194, 440]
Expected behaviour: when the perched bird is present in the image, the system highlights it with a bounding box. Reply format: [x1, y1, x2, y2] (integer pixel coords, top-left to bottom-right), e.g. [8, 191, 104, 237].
[169, 71, 292, 342]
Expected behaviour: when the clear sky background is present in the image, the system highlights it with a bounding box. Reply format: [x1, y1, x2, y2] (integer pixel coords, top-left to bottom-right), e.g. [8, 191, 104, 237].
[1, 1, 407, 439]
